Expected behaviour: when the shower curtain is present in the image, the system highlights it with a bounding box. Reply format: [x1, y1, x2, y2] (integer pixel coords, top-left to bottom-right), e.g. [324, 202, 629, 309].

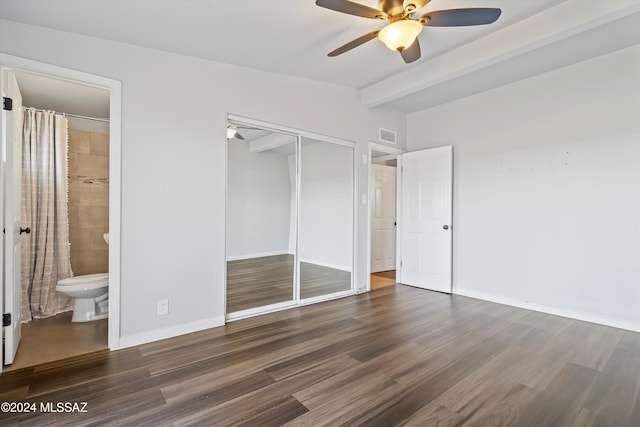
[21, 108, 74, 321]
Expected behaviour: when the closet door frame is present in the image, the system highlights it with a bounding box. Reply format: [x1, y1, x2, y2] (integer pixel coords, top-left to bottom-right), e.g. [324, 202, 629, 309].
[225, 114, 356, 321]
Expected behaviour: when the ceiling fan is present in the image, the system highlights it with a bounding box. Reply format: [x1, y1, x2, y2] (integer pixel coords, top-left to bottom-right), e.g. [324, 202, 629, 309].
[316, 0, 502, 63]
[227, 124, 276, 141]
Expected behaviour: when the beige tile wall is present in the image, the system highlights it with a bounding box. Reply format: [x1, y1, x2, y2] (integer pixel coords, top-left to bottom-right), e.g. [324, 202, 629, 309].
[68, 129, 109, 276]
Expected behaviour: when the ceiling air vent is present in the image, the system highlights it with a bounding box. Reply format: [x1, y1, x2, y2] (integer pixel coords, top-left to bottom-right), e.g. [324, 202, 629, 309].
[379, 128, 397, 144]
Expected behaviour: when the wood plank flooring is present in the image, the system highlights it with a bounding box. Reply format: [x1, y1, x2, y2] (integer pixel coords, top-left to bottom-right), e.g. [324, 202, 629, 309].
[2, 284, 640, 426]
[299, 262, 350, 299]
[226, 255, 351, 313]
[371, 270, 396, 289]
[226, 255, 295, 312]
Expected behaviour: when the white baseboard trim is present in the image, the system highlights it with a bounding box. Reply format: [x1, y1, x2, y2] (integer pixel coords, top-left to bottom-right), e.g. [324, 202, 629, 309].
[454, 287, 640, 333]
[299, 290, 354, 306]
[117, 316, 225, 349]
[226, 251, 291, 261]
[226, 300, 298, 322]
[299, 258, 352, 273]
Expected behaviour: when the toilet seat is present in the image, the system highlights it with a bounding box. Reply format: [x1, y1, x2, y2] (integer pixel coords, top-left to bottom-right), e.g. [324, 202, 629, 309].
[56, 273, 109, 290]
[56, 273, 109, 322]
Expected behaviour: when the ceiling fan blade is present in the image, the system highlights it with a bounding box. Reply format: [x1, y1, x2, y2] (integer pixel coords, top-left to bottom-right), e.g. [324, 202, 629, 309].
[400, 37, 421, 63]
[420, 8, 502, 27]
[316, 0, 386, 20]
[328, 30, 380, 57]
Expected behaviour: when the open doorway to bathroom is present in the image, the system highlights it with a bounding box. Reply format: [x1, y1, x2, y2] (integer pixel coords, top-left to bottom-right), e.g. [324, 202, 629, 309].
[1, 61, 118, 373]
[369, 143, 404, 291]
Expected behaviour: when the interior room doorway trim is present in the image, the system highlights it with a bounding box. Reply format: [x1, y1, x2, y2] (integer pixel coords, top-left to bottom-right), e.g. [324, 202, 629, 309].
[0, 53, 123, 351]
[366, 142, 405, 292]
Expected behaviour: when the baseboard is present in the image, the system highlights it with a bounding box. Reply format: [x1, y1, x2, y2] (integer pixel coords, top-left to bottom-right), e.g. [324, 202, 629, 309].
[454, 287, 640, 333]
[226, 251, 291, 261]
[117, 316, 225, 349]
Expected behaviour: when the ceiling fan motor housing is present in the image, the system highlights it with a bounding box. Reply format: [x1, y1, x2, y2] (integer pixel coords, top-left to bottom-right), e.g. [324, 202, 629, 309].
[402, 0, 431, 14]
[379, 0, 406, 18]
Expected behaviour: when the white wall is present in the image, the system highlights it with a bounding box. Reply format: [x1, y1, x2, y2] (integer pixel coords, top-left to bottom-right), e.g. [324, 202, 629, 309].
[299, 139, 353, 271]
[407, 44, 640, 330]
[67, 116, 109, 134]
[0, 20, 406, 344]
[226, 140, 292, 259]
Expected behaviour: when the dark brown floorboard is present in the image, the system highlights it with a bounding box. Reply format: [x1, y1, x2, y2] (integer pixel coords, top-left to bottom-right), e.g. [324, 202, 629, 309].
[226, 255, 351, 313]
[2, 284, 640, 426]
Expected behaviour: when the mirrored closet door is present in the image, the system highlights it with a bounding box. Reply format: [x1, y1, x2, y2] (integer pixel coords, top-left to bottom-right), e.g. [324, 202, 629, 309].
[226, 125, 298, 314]
[299, 137, 353, 301]
[226, 118, 354, 318]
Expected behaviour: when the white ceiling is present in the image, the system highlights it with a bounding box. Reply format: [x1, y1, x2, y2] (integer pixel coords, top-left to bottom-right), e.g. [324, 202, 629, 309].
[2, 0, 640, 114]
[15, 72, 110, 118]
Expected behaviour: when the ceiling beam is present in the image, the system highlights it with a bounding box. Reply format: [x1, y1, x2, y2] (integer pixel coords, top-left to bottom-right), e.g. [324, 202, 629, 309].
[249, 133, 296, 153]
[361, 0, 640, 112]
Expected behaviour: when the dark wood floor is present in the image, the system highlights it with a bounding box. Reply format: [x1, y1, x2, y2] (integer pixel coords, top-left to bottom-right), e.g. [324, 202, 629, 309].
[299, 261, 351, 300]
[2, 284, 640, 426]
[226, 255, 351, 313]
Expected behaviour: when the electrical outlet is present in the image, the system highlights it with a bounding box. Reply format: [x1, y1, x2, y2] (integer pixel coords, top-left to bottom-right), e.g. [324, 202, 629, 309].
[157, 299, 169, 316]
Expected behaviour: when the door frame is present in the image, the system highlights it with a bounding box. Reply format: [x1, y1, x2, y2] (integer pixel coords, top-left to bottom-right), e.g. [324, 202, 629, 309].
[366, 142, 405, 292]
[0, 53, 123, 352]
[225, 114, 357, 321]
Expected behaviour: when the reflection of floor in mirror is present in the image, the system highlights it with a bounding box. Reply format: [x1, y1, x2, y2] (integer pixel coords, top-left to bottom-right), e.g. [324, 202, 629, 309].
[300, 262, 351, 300]
[226, 254, 351, 313]
[371, 270, 396, 290]
[227, 254, 295, 313]
[3, 311, 107, 372]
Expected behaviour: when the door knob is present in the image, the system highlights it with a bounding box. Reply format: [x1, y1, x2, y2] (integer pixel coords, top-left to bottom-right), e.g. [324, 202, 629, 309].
[20, 227, 31, 235]
[442, 225, 449, 230]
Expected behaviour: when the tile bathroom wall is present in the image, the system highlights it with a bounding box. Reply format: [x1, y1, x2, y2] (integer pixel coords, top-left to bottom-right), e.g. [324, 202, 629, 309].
[68, 129, 109, 276]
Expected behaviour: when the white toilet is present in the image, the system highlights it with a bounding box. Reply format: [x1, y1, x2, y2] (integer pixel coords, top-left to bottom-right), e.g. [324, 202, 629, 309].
[56, 273, 109, 322]
[56, 233, 109, 322]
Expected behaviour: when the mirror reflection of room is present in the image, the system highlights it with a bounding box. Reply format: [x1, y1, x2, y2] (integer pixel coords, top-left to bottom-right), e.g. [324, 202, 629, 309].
[226, 127, 297, 313]
[226, 123, 354, 315]
[299, 137, 352, 299]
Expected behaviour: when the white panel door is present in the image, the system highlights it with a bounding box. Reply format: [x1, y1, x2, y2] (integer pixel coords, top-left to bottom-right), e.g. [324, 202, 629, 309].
[3, 71, 24, 365]
[399, 146, 452, 293]
[370, 164, 396, 273]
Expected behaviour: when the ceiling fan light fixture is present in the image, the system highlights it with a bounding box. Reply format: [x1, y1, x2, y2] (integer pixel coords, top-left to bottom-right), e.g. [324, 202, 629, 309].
[378, 19, 422, 51]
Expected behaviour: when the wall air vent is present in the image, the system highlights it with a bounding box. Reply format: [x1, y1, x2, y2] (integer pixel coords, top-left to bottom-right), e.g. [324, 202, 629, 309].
[379, 128, 397, 144]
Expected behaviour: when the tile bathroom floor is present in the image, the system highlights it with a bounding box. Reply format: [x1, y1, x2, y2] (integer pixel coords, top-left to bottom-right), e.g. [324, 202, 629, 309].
[2, 311, 107, 372]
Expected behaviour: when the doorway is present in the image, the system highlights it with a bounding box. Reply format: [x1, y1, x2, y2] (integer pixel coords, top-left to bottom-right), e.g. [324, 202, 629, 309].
[368, 143, 404, 291]
[0, 54, 122, 373]
[225, 115, 355, 320]
[367, 144, 453, 293]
